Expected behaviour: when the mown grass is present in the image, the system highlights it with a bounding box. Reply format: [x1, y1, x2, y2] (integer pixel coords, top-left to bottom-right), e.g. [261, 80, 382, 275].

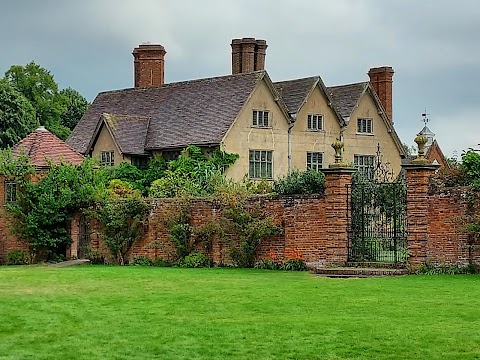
[0, 266, 479, 360]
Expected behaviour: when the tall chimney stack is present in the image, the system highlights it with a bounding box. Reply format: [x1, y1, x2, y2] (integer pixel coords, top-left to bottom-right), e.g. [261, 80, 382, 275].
[368, 66, 394, 122]
[231, 38, 268, 75]
[133, 44, 166, 88]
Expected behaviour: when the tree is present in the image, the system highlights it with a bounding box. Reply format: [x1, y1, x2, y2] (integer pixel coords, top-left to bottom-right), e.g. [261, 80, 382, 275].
[0, 79, 39, 148]
[5, 158, 107, 260]
[402, 142, 416, 156]
[4, 61, 70, 139]
[91, 180, 150, 265]
[59, 87, 89, 130]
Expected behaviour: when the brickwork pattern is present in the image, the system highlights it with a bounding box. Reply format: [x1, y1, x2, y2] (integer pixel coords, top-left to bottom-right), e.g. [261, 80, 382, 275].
[405, 167, 433, 266]
[368, 67, 394, 121]
[133, 44, 166, 88]
[0, 176, 29, 263]
[324, 171, 353, 265]
[231, 38, 268, 75]
[427, 187, 480, 265]
[2, 168, 480, 267]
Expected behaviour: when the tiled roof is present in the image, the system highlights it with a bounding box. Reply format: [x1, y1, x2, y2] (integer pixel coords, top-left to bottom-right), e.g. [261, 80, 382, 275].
[327, 82, 368, 119]
[102, 114, 150, 155]
[68, 71, 265, 154]
[12, 127, 85, 167]
[274, 77, 319, 114]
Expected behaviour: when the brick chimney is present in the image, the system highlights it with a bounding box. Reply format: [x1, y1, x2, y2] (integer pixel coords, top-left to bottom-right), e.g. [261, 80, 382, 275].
[368, 66, 394, 121]
[231, 38, 268, 75]
[132, 44, 167, 88]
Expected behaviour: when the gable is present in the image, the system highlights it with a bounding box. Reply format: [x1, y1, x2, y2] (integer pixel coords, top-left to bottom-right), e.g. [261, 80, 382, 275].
[292, 85, 341, 134]
[426, 140, 449, 169]
[91, 121, 122, 166]
[104, 114, 149, 155]
[343, 91, 403, 175]
[221, 77, 291, 181]
[274, 77, 344, 126]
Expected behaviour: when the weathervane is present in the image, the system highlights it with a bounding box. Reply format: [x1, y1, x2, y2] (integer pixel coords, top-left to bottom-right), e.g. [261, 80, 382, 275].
[421, 109, 430, 126]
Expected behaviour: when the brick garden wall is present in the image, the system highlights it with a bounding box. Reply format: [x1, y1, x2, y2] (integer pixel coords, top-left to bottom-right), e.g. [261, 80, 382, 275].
[426, 186, 480, 265]
[1, 168, 480, 267]
[127, 194, 331, 265]
[405, 165, 480, 267]
[0, 175, 29, 263]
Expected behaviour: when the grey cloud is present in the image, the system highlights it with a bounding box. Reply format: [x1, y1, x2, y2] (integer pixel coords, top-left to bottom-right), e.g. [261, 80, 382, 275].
[0, 0, 478, 156]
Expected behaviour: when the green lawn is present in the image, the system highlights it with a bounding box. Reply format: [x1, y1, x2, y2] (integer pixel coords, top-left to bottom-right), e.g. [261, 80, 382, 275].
[0, 266, 479, 360]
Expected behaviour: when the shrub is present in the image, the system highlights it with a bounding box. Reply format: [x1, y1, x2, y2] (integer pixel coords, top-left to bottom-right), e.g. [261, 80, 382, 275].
[152, 258, 173, 267]
[281, 259, 307, 271]
[254, 258, 280, 270]
[178, 251, 211, 268]
[281, 249, 307, 271]
[169, 223, 193, 259]
[90, 180, 151, 265]
[148, 146, 238, 198]
[131, 256, 153, 266]
[6, 250, 30, 265]
[273, 169, 325, 195]
[48, 253, 66, 264]
[6, 158, 107, 260]
[461, 150, 480, 187]
[415, 263, 479, 275]
[81, 246, 105, 265]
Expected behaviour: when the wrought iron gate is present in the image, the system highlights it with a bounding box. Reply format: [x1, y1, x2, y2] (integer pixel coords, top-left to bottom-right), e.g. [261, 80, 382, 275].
[347, 181, 407, 263]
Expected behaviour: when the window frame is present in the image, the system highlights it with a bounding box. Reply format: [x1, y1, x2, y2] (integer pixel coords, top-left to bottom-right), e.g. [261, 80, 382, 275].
[101, 151, 115, 166]
[131, 156, 149, 170]
[354, 154, 376, 179]
[5, 181, 17, 204]
[306, 152, 323, 171]
[357, 118, 373, 134]
[249, 149, 273, 179]
[307, 114, 323, 132]
[252, 110, 270, 128]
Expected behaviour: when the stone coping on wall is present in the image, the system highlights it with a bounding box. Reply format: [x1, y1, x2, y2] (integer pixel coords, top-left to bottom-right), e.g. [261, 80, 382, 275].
[402, 163, 440, 171]
[147, 193, 327, 208]
[321, 167, 356, 174]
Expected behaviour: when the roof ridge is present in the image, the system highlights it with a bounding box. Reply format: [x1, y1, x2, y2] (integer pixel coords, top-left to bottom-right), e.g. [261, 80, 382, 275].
[327, 81, 368, 89]
[273, 76, 320, 84]
[103, 113, 151, 120]
[97, 70, 266, 96]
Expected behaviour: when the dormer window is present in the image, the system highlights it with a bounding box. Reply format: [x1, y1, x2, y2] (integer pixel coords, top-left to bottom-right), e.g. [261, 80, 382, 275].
[307, 114, 323, 131]
[252, 110, 269, 128]
[357, 118, 373, 134]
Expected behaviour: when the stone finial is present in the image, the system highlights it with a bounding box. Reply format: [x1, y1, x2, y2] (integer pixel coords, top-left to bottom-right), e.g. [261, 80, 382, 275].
[329, 138, 345, 168]
[412, 133, 430, 165]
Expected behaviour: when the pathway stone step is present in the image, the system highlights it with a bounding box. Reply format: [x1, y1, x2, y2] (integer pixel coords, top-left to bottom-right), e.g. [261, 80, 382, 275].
[311, 266, 408, 278]
[49, 259, 90, 268]
[346, 262, 406, 269]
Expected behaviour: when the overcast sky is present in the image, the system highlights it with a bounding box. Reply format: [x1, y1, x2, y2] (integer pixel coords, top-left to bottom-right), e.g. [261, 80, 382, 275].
[1, 0, 479, 158]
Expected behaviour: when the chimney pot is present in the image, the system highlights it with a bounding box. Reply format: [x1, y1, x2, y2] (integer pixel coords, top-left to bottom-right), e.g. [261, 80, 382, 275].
[231, 37, 268, 75]
[368, 66, 394, 122]
[133, 44, 167, 88]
